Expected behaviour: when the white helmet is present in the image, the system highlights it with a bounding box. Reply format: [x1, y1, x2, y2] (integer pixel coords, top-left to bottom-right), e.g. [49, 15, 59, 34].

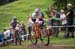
[31, 13, 36, 19]
[13, 16, 17, 20]
[35, 8, 41, 13]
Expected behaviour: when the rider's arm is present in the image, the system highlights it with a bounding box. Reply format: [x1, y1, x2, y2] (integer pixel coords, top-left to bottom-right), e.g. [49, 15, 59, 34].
[66, 12, 70, 17]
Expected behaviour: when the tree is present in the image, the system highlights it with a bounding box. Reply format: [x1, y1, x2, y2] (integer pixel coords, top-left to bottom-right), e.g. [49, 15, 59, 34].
[53, 0, 75, 10]
[0, 0, 16, 5]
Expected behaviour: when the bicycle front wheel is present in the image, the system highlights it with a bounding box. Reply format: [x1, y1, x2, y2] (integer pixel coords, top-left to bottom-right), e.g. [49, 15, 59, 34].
[42, 28, 51, 46]
[30, 31, 38, 45]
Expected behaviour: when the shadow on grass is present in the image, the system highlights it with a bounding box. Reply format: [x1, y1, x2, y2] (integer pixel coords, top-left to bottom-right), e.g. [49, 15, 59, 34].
[0, 0, 18, 6]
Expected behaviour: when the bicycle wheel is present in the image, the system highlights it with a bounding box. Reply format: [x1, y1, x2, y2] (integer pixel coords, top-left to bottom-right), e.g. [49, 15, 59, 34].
[18, 31, 22, 45]
[43, 35, 50, 46]
[42, 28, 52, 46]
[18, 36, 22, 45]
[16, 31, 22, 45]
[30, 31, 38, 45]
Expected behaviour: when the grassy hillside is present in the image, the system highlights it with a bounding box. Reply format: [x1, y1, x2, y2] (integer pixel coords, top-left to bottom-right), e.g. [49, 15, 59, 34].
[0, 0, 75, 49]
[0, 0, 54, 31]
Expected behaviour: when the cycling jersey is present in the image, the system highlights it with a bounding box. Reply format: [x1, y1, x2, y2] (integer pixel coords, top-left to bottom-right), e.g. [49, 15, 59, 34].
[11, 20, 18, 29]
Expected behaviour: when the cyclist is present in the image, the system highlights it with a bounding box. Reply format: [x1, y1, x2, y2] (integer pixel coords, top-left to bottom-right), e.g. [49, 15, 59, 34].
[21, 21, 27, 41]
[15, 24, 22, 45]
[36, 16, 44, 29]
[10, 16, 20, 44]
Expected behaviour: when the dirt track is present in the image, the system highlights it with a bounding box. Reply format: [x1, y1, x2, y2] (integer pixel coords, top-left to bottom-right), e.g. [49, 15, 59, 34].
[22, 43, 75, 49]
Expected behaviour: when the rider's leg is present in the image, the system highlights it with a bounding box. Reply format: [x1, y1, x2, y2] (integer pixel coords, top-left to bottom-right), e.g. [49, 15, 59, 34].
[28, 26, 32, 40]
[13, 30, 17, 45]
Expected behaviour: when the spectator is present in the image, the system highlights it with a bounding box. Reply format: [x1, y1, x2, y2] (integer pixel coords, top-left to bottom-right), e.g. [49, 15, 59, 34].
[0, 32, 3, 46]
[50, 9, 60, 37]
[66, 3, 74, 38]
[60, 9, 67, 37]
[3, 28, 11, 45]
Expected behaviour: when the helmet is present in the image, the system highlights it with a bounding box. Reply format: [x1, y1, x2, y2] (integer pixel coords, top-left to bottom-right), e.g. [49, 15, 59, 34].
[35, 8, 41, 13]
[13, 16, 17, 20]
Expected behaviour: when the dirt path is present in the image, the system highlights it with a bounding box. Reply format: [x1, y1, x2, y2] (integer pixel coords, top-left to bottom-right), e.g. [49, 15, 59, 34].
[22, 43, 75, 49]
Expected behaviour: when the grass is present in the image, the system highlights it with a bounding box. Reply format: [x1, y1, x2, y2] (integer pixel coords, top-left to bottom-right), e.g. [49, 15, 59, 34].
[41, 32, 75, 45]
[0, 0, 75, 49]
[0, 0, 54, 31]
